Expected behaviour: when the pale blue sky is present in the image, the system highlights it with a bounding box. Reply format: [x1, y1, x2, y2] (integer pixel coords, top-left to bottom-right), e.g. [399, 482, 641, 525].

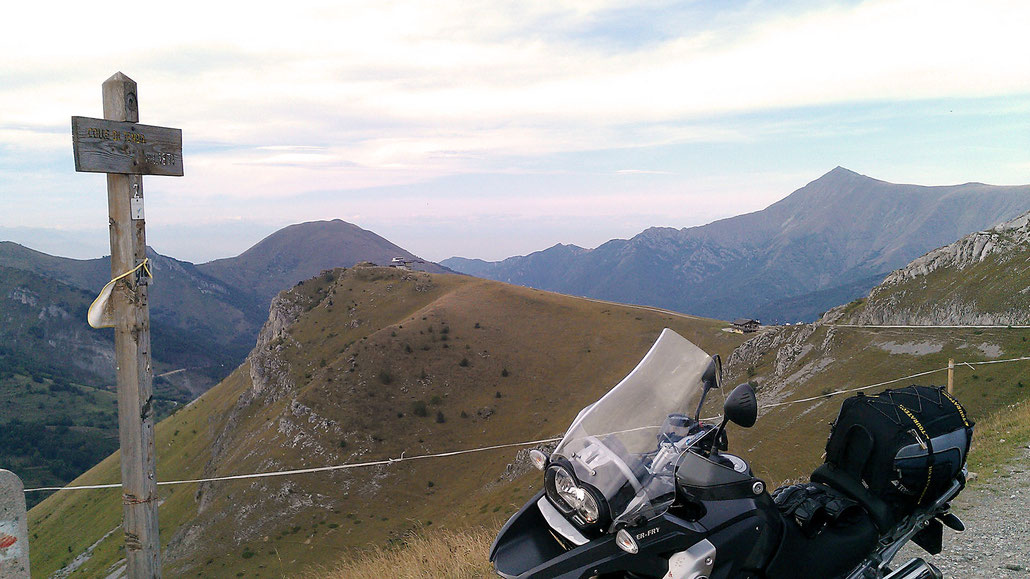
[3, 0, 1030, 262]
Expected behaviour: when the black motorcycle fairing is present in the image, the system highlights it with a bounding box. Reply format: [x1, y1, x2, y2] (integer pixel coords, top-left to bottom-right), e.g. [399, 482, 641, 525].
[491, 507, 711, 579]
[676, 451, 751, 485]
[692, 493, 783, 577]
[490, 490, 569, 577]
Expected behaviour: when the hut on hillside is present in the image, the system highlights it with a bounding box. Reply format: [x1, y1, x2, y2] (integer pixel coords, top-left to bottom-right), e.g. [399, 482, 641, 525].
[732, 318, 761, 333]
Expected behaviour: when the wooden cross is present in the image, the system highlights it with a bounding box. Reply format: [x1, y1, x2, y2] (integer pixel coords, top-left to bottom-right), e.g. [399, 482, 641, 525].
[71, 72, 183, 579]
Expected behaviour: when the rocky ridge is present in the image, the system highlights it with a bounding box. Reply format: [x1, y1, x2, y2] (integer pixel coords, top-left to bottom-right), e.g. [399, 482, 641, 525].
[883, 212, 1030, 284]
[824, 210, 1030, 327]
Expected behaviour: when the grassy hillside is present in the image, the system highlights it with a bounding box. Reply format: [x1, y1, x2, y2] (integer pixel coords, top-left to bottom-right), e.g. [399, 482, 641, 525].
[316, 391, 1030, 579]
[27, 265, 1030, 577]
[727, 324, 1030, 485]
[28, 267, 745, 577]
[842, 245, 1030, 326]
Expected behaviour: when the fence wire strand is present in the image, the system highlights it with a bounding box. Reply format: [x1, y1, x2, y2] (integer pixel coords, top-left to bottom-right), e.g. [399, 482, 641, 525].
[23, 355, 1030, 494]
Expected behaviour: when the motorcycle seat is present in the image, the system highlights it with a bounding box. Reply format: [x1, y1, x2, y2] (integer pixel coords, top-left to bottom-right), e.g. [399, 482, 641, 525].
[766, 501, 879, 579]
[810, 463, 895, 533]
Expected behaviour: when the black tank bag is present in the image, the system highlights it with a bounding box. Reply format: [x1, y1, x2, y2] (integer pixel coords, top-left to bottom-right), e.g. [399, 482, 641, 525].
[824, 385, 973, 514]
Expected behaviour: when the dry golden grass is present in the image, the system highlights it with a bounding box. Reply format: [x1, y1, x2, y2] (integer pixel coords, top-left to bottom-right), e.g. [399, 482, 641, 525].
[309, 526, 496, 579]
[966, 395, 1030, 484]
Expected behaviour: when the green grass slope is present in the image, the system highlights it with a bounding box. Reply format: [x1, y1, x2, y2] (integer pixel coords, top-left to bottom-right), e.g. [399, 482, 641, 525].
[28, 266, 745, 577]
[28, 258, 1030, 577]
[727, 325, 1030, 486]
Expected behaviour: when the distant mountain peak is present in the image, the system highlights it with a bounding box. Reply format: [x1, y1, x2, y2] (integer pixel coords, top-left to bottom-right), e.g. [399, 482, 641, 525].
[829, 165, 858, 176]
[198, 219, 449, 304]
[811, 166, 881, 186]
[445, 169, 1030, 323]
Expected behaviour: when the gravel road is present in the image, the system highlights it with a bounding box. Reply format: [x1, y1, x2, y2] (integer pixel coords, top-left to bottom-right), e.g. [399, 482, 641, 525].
[899, 446, 1030, 577]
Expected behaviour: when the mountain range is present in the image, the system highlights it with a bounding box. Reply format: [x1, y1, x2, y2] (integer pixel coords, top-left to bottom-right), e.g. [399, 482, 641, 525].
[16, 167, 1030, 576]
[30, 221, 1030, 575]
[0, 219, 446, 394]
[443, 167, 1030, 322]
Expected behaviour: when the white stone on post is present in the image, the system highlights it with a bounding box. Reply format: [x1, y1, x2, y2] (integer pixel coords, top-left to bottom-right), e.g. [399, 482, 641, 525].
[0, 470, 29, 579]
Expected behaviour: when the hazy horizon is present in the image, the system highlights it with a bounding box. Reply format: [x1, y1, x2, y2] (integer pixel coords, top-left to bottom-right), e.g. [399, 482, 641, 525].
[5, 1, 1030, 263]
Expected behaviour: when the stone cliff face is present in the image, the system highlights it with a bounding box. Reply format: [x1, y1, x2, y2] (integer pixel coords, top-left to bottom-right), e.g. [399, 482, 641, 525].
[877, 212, 1030, 286]
[823, 211, 1030, 327]
[166, 280, 350, 569]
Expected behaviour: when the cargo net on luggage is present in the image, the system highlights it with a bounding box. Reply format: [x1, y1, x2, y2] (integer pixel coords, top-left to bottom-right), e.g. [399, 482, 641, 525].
[824, 385, 973, 513]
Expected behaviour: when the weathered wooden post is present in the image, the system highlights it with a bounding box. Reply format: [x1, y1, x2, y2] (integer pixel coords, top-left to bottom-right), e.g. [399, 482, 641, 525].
[0, 469, 30, 579]
[948, 358, 955, 395]
[72, 72, 184, 578]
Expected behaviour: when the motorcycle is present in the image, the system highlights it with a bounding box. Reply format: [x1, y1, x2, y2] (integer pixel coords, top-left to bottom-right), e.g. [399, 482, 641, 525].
[489, 329, 967, 578]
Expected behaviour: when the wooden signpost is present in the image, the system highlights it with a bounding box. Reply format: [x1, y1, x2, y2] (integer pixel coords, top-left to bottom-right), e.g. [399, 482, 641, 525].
[72, 72, 183, 578]
[71, 117, 183, 177]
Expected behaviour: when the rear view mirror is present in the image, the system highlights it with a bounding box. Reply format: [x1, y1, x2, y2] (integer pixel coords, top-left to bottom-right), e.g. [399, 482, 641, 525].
[701, 355, 722, 391]
[724, 383, 758, 428]
[694, 355, 723, 421]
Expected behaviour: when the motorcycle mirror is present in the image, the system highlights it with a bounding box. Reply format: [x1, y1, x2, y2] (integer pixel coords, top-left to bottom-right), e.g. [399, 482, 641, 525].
[701, 355, 722, 390]
[694, 355, 723, 422]
[723, 383, 758, 428]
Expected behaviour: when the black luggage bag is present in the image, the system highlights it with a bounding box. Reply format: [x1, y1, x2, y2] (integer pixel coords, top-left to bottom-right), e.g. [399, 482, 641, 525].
[824, 385, 974, 515]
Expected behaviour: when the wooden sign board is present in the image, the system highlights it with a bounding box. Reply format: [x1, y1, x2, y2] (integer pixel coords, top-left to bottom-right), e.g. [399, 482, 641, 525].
[71, 116, 183, 176]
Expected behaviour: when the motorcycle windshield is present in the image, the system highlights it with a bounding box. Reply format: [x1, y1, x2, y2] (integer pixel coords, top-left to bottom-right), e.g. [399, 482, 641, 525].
[552, 328, 715, 531]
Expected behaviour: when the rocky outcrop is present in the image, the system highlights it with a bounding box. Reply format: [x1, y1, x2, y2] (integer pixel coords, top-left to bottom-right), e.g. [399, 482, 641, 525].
[724, 323, 836, 406]
[248, 292, 305, 402]
[828, 210, 1030, 327]
[877, 212, 1030, 286]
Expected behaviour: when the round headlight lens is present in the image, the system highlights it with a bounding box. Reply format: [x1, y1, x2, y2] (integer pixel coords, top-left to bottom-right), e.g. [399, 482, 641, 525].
[576, 490, 600, 523]
[552, 467, 600, 524]
[554, 467, 577, 497]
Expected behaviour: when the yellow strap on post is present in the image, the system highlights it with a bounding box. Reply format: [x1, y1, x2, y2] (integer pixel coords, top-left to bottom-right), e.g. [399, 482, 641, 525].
[87, 258, 152, 329]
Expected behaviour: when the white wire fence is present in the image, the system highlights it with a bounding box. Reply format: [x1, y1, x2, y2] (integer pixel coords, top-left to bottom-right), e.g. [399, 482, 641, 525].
[23, 355, 1030, 495]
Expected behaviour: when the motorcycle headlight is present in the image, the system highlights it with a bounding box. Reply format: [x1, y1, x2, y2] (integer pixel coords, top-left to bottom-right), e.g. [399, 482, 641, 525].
[547, 465, 601, 525]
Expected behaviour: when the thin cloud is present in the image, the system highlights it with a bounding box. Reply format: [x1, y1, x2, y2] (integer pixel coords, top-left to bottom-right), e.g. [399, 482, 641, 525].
[3, 0, 1029, 260]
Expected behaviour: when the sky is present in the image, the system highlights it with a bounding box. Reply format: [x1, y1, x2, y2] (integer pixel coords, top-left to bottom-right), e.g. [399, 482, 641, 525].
[3, 0, 1030, 263]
